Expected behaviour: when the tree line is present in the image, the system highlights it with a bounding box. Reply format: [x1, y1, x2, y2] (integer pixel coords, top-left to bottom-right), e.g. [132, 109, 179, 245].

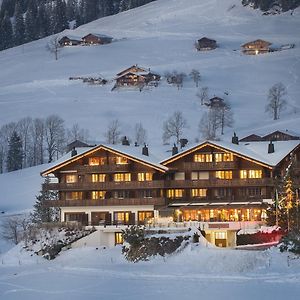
[0, 0, 156, 51]
[242, 0, 299, 12]
[0, 115, 89, 173]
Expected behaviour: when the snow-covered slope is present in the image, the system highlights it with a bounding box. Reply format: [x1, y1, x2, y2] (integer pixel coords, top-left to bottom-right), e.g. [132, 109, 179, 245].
[0, 0, 299, 146]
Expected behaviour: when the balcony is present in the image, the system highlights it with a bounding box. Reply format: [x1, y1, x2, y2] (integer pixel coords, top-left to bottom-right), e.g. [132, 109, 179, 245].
[184, 161, 237, 171]
[165, 178, 274, 188]
[44, 197, 165, 207]
[43, 180, 164, 191]
[75, 164, 130, 173]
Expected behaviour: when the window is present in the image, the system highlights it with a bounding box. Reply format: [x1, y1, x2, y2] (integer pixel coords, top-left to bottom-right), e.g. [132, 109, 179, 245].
[91, 191, 106, 200]
[114, 191, 130, 199]
[114, 212, 130, 223]
[214, 188, 232, 198]
[215, 232, 226, 239]
[215, 171, 232, 179]
[167, 189, 184, 198]
[240, 170, 262, 179]
[215, 153, 223, 162]
[115, 156, 128, 165]
[66, 192, 82, 200]
[114, 173, 131, 182]
[191, 171, 209, 180]
[174, 172, 185, 180]
[191, 189, 207, 197]
[138, 211, 154, 223]
[137, 172, 153, 181]
[115, 232, 124, 245]
[215, 153, 234, 162]
[91, 174, 106, 182]
[248, 187, 261, 197]
[194, 153, 212, 162]
[89, 157, 105, 166]
[66, 174, 77, 183]
[143, 190, 152, 198]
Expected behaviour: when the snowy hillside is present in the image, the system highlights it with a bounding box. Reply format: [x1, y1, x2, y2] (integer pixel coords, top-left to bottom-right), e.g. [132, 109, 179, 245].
[0, 0, 299, 147]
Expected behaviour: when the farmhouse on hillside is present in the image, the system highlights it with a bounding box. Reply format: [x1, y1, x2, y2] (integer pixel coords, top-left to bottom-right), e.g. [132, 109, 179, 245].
[204, 96, 225, 108]
[41, 135, 300, 248]
[241, 39, 272, 55]
[240, 130, 300, 142]
[59, 36, 82, 46]
[82, 33, 113, 45]
[195, 37, 217, 51]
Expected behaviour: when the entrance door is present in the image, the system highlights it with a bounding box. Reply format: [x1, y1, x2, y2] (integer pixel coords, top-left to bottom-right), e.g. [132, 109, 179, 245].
[215, 231, 227, 247]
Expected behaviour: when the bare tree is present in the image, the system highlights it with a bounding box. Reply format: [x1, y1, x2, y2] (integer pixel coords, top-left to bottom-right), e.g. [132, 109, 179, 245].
[17, 117, 33, 168]
[134, 122, 147, 146]
[196, 87, 209, 105]
[265, 82, 287, 120]
[31, 118, 45, 166]
[45, 115, 65, 162]
[190, 69, 201, 87]
[1, 216, 24, 245]
[105, 119, 121, 144]
[218, 100, 234, 135]
[165, 71, 186, 89]
[198, 110, 219, 140]
[67, 123, 89, 144]
[46, 35, 61, 60]
[162, 111, 187, 144]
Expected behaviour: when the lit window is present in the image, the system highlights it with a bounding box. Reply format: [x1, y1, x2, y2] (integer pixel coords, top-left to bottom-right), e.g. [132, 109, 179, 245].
[115, 156, 128, 165]
[114, 173, 131, 182]
[138, 211, 154, 223]
[223, 153, 233, 162]
[89, 157, 105, 166]
[215, 153, 223, 162]
[167, 189, 184, 198]
[194, 153, 212, 162]
[240, 170, 247, 179]
[191, 189, 207, 197]
[91, 174, 106, 182]
[115, 232, 124, 245]
[66, 174, 77, 183]
[91, 191, 106, 200]
[66, 192, 82, 200]
[215, 232, 226, 239]
[215, 171, 232, 179]
[137, 172, 153, 181]
[249, 170, 262, 178]
[114, 212, 130, 223]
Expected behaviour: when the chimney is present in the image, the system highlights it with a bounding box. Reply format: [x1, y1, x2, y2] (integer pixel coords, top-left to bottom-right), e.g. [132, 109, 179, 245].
[268, 140, 275, 154]
[172, 143, 178, 156]
[179, 138, 188, 149]
[232, 132, 239, 145]
[134, 141, 138, 147]
[142, 144, 149, 156]
[71, 147, 77, 157]
[121, 136, 130, 146]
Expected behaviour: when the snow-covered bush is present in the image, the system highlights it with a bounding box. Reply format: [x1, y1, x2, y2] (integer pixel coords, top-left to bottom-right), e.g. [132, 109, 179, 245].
[279, 232, 300, 255]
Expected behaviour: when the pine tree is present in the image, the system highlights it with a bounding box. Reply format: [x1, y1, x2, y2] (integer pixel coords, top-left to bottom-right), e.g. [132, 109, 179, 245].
[31, 176, 59, 224]
[24, 6, 37, 41]
[6, 131, 23, 172]
[0, 11, 13, 50]
[14, 2, 25, 45]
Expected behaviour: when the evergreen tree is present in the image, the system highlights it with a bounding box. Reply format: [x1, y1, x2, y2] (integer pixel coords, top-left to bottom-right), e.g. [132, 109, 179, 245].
[6, 131, 23, 172]
[31, 176, 59, 223]
[36, 2, 50, 38]
[52, 0, 68, 33]
[24, 6, 37, 41]
[0, 11, 13, 50]
[14, 2, 25, 45]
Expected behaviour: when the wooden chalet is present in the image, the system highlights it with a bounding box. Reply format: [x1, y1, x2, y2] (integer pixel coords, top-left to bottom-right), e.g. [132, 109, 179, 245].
[205, 96, 225, 108]
[82, 33, 113, 45]
[239, 134, 263, 142]
[196, 37, 217, 51]
[41, 138, 300, 248]
[241, 39, 272, 55]
[116, 65, 149, 77]
[59, 36, 82, 46]
[240, 130, 300, 142]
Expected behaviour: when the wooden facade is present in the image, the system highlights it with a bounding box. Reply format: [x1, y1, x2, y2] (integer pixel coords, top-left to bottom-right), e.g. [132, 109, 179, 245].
[59, 36, 82, 46]
[240, 130, 300, 142]
[41, 141, 300, 227]
[82, 34, 113, 45]
[196, 37, 217, 51]
[241, 39, 272, 55]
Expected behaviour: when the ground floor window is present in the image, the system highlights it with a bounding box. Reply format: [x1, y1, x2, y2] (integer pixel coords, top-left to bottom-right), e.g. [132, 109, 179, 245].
[138, 211, 154, 224]
[65, 212, 88, 226]
[114, 211, 131, 225]
[115, 232, 124, 245]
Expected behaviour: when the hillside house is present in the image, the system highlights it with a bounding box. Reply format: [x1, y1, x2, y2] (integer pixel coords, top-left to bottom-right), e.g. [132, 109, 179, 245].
[240, 130, 300, 142]
[205, 96, 225, 108]
[59, 36, 82, 46]
[196, 37, 217, 51]
[116, 65, 149, 77]
[41, 136, 300, 248]
[82, 34, 113, 45]
[241, 39, 272, 55]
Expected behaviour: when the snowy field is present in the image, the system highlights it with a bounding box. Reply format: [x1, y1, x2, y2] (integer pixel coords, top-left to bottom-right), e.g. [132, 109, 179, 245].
[0, 1, 300, 299]
[0, 244, 300, 300]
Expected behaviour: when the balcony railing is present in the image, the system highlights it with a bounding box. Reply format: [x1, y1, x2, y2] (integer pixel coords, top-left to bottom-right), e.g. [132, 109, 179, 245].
[165, 178, 273, 188]
[44, 197, 166, 207]
[43, 180, 164, 191]
[184, 161, 237, 170]
[75, 164, 130, 173]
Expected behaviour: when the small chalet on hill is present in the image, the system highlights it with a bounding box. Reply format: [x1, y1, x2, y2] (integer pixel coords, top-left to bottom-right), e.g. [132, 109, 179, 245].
[59, 36, 82, 46]
[82, 33, 113, 45]
[204, 96, 225, 108]
[115, 65, 160, 88]
[241, 39, 272, 55]
[195, 37, 217, 51]
[240, 130, 300, 142]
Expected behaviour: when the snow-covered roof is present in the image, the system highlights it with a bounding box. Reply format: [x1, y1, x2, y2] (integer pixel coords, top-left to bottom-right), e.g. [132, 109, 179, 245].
[83, 33, 113, 39]
[161, 140, 300, 168]
[60, 35, 82, 41]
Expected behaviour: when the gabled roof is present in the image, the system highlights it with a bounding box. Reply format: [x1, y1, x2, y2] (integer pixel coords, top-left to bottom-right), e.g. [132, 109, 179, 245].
[116, 65, 149, 77]
[198, 37, 216, 43]
[41, 144, 168, 176]
[241, 39, 272, 48]
[160, 140, 300, 168]
[59, 35, 82, 41]
[82, 33, 113, 40]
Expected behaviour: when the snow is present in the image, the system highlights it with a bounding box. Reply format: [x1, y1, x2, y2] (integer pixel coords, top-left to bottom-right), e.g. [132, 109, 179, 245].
[0, 0, 300, 298]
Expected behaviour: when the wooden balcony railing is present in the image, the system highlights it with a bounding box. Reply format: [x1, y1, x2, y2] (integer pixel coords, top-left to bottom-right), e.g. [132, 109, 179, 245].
[43, 180, 164, 191]
[75, 164, 130, 173]
[184, 161, 237, 170]
[44, 197, 166, 207]
[165, 178, 274, 188]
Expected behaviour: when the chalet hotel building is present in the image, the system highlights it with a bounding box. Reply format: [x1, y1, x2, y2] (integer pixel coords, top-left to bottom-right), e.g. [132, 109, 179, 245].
[41, 134, 300, 248]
